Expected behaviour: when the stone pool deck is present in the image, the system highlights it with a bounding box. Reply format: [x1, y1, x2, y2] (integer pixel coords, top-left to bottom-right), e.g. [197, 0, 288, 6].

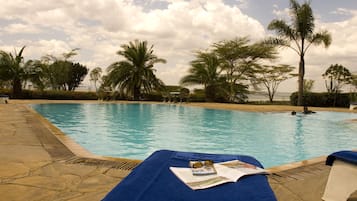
[0, 101, 355, 200]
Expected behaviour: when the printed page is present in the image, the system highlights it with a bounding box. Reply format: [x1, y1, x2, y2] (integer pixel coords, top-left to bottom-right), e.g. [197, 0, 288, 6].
[170, 160, 268, 190]
[169, 167, 231, 190]
[218, 160, 267, 180]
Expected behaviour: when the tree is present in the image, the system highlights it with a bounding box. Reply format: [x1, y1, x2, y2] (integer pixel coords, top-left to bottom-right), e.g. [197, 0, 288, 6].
[90, 67, 102, 92]
[267, 0, 332, 106]
[213, 38, 277, 102]
[180, 51, 224, 102]
[303, 79, 314, 93]
[0, 46, 35, 97]
[254, 64, 295, 102]
[107, 40, 166, 100]
[323, 64, 352, 93]
[352, 74, 357, 90]
[323, 64, 352, 106]
[67, 62, 88, 91]
[36, 49, 87, 91]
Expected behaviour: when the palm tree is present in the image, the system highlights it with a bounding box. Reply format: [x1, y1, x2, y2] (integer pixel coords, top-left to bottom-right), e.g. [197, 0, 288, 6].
[107, 40, 166, 100]
[90, 67, 102, 92]
[180, 51, 223, 102]
[0, 46, 32, 97]
[267, 0, 332, 106]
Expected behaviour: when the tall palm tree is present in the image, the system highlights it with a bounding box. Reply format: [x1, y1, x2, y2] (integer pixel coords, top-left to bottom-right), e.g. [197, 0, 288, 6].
[107, 40, 166, 100]
[267, 0, 332, 106]
[0, 46, 31, 97]
[90, 67, 102, 92]
[180, 51, 223, 102]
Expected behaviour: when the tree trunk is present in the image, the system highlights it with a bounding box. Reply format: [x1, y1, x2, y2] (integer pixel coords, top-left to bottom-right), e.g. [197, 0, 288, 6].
[133, 87, 141, 101]
[12, 77, 22, 98]
[297, 55, 305, 106]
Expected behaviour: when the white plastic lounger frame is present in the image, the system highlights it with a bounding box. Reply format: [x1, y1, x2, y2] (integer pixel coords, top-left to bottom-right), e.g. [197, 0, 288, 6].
[322, 160, 357, 201]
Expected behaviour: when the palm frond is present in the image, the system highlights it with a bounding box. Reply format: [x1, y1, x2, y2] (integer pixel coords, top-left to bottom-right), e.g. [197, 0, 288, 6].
[268, 20, 296, 41]
[308, 30, 332, 47]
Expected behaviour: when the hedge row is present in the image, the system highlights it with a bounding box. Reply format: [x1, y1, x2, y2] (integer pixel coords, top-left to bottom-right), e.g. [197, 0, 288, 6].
[0, 89, 208, 102]
[290, 92, 356, 107]
[0, 89, 98, 100]
[4, 89, 354, 107]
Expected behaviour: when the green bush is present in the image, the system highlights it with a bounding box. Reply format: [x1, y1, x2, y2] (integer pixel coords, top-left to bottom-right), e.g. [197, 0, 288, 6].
[142, 92, 163, 101]
[290, 92, 354, 107]
[0, 89, 98, 100]
[0, 89, 11, 97]
[189, 93, 206, 102]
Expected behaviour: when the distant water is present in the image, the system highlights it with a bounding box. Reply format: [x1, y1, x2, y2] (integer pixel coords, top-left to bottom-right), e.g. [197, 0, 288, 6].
[248, 92, 291, 101]
[31, 103, 357, 168]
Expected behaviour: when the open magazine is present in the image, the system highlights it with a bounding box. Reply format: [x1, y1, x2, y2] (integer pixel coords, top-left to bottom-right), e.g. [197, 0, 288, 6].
[189, 160, 217, 175]
[170, 160, 268, 190]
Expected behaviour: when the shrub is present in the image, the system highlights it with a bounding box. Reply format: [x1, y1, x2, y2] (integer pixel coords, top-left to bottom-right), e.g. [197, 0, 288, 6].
[290, 92, 354, 107]
[0, 89, 98, 100]
[142, 92, 163, 101]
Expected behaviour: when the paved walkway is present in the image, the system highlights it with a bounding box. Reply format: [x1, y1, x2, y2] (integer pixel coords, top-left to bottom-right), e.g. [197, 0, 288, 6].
[0, 103, 335, 200]
[0, 104, 139, 201]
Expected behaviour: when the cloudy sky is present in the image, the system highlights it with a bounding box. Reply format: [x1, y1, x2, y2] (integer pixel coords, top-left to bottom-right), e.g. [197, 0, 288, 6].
[1, 0, 357, 92]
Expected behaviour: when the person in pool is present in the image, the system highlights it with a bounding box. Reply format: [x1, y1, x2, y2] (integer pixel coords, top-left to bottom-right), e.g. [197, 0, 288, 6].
[303, 106, 315, 114]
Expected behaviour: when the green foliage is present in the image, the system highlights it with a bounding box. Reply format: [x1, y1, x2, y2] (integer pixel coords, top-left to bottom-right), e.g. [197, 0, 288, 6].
[164, 85, 183, 92]
[68, 62, 88, 91]
[213, 38, 277, 102]
[267, 0, 332, 106]
[180, 51, 223, 102]
[0, 46, 32, 98]
[0, 89, 97, 100]
[107, 40, 166, 100]
[290, 92, 353, 107]
[253, 64, 295, 102]
[90, 67, 102, 91]
[322, 64, 352, 107]
[142, 92, 163, 101]
[181, 37, 277, 103]
[352, 74, 357, 90]
[189, 89, 206, 102]
[303, 79, 314, 92]
[48, 61, 88, 91]
[322, 64, 352, 93]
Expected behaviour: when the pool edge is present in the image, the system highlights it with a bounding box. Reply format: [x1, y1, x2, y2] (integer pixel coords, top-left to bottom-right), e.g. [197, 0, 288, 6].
[27, 104, 143, 165]
[25, 102, 353, 173]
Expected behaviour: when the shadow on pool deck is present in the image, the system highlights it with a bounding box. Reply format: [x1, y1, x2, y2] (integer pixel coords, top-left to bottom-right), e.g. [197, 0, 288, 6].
[0, 103, 333, 201]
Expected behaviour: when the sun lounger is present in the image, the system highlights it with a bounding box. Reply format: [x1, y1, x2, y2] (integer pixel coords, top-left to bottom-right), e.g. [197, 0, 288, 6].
[350, 102, 357, 110]
[0, 94, 9, 104]
[102, 150, 277, 201]
[322, 151, 357, 201]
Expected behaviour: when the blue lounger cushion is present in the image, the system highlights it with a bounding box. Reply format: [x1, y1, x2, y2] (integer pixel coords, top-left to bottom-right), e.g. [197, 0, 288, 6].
[326, 150, 357, 166]
[102, 150, 277, 201]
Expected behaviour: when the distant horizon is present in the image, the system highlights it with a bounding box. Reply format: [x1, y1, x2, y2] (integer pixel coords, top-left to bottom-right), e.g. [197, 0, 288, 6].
[74, 83, 354, 95]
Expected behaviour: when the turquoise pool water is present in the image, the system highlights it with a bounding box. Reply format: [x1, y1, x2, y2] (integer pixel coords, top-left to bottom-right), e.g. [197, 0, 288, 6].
[31, 103, 357, 168]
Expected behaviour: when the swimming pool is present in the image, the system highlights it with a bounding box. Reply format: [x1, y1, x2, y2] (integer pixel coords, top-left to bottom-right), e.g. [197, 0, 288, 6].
[31, 103, 357, 168]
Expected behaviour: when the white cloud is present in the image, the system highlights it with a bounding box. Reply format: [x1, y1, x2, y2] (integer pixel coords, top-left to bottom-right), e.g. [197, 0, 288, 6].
[270, 12, 357, 92]
[3, 0, 265, 87]
[330, 8, 354, 16]
[3, 23, 41, 34]
[10, 0, 357, 93]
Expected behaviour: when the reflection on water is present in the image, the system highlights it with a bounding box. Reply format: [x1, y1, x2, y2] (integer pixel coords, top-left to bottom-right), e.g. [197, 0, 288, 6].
[31, 103, 357, 168]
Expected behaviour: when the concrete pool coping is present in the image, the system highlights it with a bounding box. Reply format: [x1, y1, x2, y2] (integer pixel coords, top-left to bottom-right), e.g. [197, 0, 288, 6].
[2, 100, 356, 200]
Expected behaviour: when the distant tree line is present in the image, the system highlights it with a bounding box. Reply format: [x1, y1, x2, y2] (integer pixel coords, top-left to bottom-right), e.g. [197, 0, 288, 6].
[0, 47, 88, 98]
